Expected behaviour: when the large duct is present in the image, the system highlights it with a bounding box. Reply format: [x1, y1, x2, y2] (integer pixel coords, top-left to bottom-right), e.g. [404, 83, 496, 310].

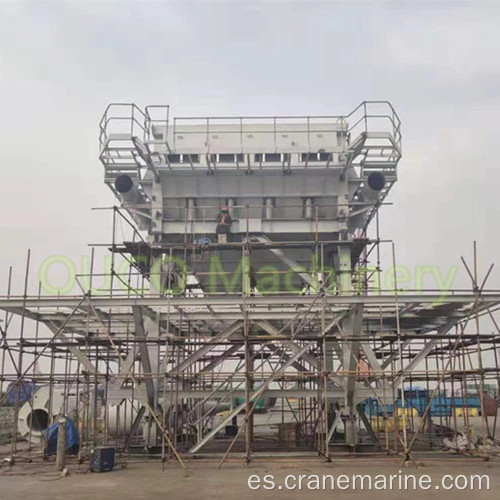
[361, 172, 386, 201]
[18, 386, 67, 441]
[107, 400, 232, 443]
[114, 175, 150, 227]
[107, 400, 140, 436]
[114, 174, 148, 206]
[348, 172, 386, 232]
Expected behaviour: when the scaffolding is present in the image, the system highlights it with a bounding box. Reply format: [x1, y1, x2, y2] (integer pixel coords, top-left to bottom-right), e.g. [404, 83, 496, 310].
[1, 102, 500, 470]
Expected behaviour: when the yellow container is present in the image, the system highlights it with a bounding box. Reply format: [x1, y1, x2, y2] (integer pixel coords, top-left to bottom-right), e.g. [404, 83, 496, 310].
[396, 407, 418, 418]
[373, 416, 407, 432]
[454, 407, 479, 417]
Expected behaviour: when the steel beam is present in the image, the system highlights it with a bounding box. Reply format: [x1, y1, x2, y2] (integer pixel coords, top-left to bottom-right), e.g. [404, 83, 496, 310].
[1, 293, 498, 309]
[188, 341, 315, 453]
[340, 304, 364, 446]
[105, 387, 391, 402]
[253, 235, 313, 286]
[132, 306, 158, 405]
[393, 321, 456, 387]
[45, 322, 98, 375]
[169, 320, 243, 374]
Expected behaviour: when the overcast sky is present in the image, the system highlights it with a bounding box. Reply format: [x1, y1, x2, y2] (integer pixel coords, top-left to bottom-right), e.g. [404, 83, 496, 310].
[1, 0, 500, 295]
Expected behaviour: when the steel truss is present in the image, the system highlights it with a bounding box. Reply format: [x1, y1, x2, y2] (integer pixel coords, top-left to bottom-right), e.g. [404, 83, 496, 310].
[1, 101, 500, 469]
[1, 233, 500, 468]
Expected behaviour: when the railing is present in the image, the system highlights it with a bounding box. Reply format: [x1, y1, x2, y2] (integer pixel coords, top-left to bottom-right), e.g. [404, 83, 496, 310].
[98, 101, 401, 156]
[144, 105, 170, 144]
[170, 115, 348, 154]
[170, 101, 400, 155]
[99, 103, 169, 150]
[345, 101, 402, 152]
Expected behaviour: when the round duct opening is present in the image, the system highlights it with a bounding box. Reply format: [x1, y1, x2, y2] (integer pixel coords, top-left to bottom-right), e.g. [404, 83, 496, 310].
[114, 174, 134, 193]
[367, 172, 386, 192]
[27, 409, 49, 432]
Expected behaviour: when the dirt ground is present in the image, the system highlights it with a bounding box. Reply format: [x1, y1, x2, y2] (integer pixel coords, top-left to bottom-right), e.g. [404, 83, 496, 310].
[0, 457, 499, 500]
[1, 412, 499, 499]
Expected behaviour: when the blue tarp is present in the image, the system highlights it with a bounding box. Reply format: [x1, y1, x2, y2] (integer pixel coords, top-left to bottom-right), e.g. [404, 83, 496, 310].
[4, 382, 37, 406]
[42, 418, 80, 456]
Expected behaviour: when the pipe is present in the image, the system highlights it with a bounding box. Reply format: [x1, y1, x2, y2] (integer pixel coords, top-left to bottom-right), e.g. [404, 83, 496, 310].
[265, 198, 273, 220]
[56, 416, 67, 471]
[18, 386, 66, 442]
[107, 400, 139, 436]
[367, 172, 386, 192]
[114, 175, 150, 227]
[114, 175, 146, 206]
[304, 198, 313, 219]
[362, 172, 386, 201]
[187, 198, 195, 221]
[227, 198, 234, 217]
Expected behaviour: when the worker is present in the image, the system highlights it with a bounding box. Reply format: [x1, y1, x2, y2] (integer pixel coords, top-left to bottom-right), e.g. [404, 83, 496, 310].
[216, 206, 232, 243]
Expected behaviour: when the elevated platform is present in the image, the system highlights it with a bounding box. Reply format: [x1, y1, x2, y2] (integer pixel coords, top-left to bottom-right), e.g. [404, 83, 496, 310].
[99, 102, 401, 240]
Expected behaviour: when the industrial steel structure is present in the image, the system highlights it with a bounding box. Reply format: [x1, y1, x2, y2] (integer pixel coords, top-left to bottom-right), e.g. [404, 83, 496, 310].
[1, 102, 500, 468]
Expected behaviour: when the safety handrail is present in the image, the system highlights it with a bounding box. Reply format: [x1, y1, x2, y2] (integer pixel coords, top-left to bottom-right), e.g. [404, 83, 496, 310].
[99, 103, 150, 149]
[99, 101, 402, 159]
